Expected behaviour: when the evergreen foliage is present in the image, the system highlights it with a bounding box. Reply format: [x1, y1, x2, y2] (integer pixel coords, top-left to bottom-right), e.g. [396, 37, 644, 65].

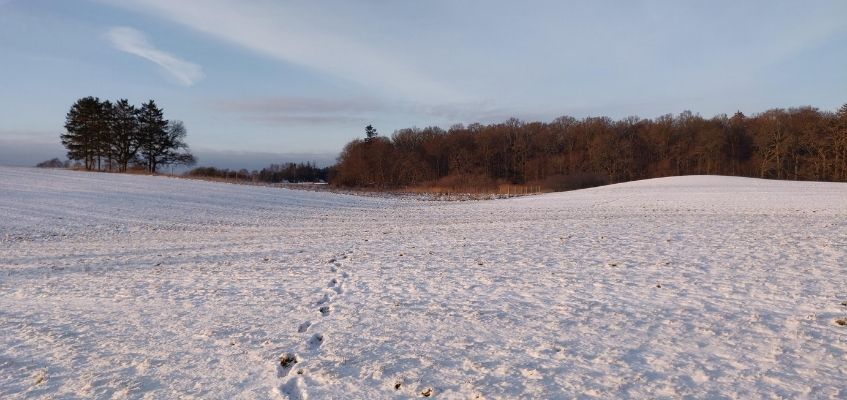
[61, 97, 195, 173]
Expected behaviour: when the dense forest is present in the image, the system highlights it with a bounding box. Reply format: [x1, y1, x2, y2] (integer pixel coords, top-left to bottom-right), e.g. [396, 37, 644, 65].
[335, 106, 847, 191]
[61, 97, 195, 173]
[187, 162, 333, 183]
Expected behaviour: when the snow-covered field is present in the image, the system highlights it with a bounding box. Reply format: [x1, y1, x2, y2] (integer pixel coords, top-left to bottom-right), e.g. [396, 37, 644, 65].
[1, 166, 846, 399]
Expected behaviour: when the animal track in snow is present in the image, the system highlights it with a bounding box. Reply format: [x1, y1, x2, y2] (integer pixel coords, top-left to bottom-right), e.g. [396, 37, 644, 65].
[277, 353, 298, 377]
[316, 292, 335, 305]
[308, 333, 324, 349]
[279, 377, 308, 400]
[283, 249, 351, 394]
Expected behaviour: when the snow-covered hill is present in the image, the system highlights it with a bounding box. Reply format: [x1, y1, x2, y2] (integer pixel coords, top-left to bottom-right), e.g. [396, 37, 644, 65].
[1, 167, 846, 399]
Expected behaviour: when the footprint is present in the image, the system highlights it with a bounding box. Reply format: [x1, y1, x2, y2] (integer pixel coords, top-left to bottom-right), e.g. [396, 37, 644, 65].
[308, 333, 324, 349]
[279, 376, 308, 399]
[277, 353, 298, 377]
[316, 293, 332, 305]
[319, 305, 331, 316]
[298, 321, 312, 333]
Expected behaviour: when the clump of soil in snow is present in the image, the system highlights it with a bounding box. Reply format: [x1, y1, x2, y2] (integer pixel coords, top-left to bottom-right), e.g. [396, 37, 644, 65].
[32, 370, 48, 385]
[280, 353, 298, 369]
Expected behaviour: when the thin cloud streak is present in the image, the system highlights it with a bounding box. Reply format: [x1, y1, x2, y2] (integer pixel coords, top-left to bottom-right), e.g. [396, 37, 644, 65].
[213, 96, 521, 127]
[106, 26, 204, 86]
[243, 114, 366, 126]
[216, 97, 383, 115]
[104, 0, 463, 101]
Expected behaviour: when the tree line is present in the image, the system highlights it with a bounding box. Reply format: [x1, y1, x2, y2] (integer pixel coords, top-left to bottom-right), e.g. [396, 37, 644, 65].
[334, 106, 847, 191]
[187, 162, 333, 183]
[61, 97, 195, 173]
[36, 158, 69, 168]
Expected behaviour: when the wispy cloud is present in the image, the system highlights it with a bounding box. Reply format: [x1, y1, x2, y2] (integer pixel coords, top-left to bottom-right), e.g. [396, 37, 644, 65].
[212, 96, 531, 127]
[216, 97, 384, 115]
[106, 26, 204, 86]
[243, 114, 366, 126]
[212, 97, 376, 126]
[102, 1, 463, 101]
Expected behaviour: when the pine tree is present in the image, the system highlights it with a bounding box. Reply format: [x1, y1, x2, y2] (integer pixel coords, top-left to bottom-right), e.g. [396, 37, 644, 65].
[365, 125, 378, 142]
[62, 97, 106, 170]
[137, 100, 170, 173]
[98, 100, 114, 170]
[110, 99, 141, 172]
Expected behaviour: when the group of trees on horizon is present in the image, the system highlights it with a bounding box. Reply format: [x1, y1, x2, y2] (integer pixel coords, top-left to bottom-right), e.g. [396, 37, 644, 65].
[54, 99, 847, 193]
[61, 97, 195, 173]
[186, 162, 333, 184]
[36, 158, 69, 169]
[334, 106, 847, 191]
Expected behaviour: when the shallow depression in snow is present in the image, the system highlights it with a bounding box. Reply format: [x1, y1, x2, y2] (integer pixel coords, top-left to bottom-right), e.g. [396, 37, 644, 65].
[1, 167, 846, 399]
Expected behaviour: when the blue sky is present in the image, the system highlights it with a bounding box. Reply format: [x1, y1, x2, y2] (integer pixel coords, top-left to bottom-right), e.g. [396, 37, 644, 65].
[1, 0, 846, 168]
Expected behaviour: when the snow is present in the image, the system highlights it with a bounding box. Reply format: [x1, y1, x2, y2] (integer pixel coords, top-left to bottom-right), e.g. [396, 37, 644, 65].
[1, 166, 846, 399]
